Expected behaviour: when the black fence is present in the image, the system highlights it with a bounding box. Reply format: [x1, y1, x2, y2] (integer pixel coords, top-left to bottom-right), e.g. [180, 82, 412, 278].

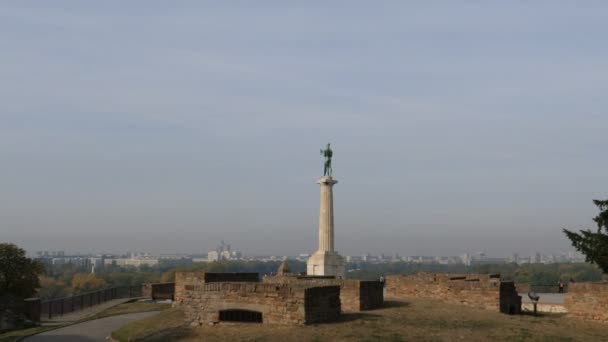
[40, 286, 142, 320]
[529, 284, 568, 294]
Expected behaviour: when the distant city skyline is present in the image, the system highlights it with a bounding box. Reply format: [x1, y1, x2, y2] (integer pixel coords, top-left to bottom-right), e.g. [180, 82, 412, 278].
[27, 246, 584, 261]
[2, 2, 607, 256]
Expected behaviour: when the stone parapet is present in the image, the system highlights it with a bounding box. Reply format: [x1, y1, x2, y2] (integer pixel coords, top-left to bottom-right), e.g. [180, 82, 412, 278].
[175, 272, 205, 303]
[262, 275, 383, 312]
[386, 273, 513, 312]
[565, 282, 608, 323]
[174, 272, 259, 304]
[174, 272, 340, 325]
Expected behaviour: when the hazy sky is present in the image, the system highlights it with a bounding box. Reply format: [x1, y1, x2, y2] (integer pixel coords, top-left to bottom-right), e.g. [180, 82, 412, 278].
[2, 2, 607, 257]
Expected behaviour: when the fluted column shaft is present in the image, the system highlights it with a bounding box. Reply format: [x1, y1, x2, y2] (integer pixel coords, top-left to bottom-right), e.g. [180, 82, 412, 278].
[317, 177, 337, 252]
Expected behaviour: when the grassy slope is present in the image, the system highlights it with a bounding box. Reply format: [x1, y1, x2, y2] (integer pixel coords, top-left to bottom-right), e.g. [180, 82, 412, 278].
[112, 308, 185, 342]
[87, 301, 171, 320]
[115, 298, 608, 342]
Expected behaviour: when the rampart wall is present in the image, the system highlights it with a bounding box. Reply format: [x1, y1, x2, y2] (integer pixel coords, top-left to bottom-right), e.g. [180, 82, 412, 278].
[174, 272, 340, 325]
[175, 272, 259, 304]
[386, 273, 519, 313]
[565, 282, 608, 323]
[262, 275, 383, 312]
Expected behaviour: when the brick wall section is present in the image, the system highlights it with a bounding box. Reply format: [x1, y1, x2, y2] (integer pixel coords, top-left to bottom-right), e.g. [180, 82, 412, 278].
[175, 279, 340, 325]
[565, 282, 608, 323]
[174, 272, 340, 325]
[386, 273, 504, 311]
[262, 275, 383, 312]
[175, 272, 205, 304]
[174, 272, 259, 303]
[142, 283, 175, 300]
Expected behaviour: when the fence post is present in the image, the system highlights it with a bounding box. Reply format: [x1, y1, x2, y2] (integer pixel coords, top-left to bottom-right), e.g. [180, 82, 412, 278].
[60, 298, 64, 316]
[48, 301, 52, 319]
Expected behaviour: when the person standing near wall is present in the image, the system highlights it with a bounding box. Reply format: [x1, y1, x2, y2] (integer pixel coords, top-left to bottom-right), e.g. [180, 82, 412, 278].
[558, 279, 565, 293]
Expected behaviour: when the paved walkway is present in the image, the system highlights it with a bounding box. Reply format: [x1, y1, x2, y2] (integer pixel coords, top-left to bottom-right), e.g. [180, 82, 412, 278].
[520, 293, 565, 304]
[26, 311, 159, 342]
[42, 298, 135, 325]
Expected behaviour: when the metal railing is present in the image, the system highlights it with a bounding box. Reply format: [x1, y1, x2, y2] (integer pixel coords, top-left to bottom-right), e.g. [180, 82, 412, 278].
[529, 284, 568, 294]
[40, 286, 142, 319]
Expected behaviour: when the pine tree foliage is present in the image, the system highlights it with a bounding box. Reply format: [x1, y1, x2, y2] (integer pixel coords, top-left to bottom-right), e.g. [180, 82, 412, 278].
[563, 200, 608, 274]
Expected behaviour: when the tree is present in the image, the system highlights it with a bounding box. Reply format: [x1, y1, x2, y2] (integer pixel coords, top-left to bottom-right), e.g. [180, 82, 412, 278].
[564, 200, 608, 273]
[38, 276, 70, 300]
[0, 243, 44, 298]
[71, 273, 106, 294]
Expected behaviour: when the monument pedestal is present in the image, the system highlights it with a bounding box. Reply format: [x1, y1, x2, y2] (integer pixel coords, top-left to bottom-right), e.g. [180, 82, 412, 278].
[307, 251, 346, 278]
[307, 176, 346, 278]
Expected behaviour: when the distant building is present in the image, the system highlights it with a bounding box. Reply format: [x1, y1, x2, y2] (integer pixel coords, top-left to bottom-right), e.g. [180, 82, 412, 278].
[207, 240, 242, 261]
[460, 253, 472, 266]
[208, 250, 219, 262]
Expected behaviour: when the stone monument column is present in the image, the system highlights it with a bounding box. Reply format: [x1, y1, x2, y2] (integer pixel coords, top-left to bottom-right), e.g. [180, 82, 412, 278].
[307, 175, 346, 278]
[317, 176, 337, 252]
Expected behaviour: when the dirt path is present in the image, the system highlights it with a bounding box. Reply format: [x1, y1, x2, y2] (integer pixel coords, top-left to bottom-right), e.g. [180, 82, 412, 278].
[25, 311, 159, 342]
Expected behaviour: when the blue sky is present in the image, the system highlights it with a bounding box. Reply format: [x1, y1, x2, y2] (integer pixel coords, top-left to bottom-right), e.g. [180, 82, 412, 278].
[1, 2, 607, 256]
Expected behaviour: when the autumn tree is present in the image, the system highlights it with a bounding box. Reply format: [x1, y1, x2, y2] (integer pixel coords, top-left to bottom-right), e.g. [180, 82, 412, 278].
[71, 273, 106, 294]
[38, 276, 70, 299]
[0, 243, 44, 298]
[564, 200, 608, 273]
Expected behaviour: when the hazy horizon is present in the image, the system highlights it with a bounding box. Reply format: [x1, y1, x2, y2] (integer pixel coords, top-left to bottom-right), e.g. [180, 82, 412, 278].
[2, 2, 607, 258]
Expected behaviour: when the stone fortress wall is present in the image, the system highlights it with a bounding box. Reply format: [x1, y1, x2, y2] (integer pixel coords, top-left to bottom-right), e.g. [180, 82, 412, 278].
[174, 272, 259, 304]
[173, 271, 608, 324]
[565, 282, 608, 323]
[262, 274, 383, 312]
[173, 272, 340, 325]
[386, 273, 521, 313]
